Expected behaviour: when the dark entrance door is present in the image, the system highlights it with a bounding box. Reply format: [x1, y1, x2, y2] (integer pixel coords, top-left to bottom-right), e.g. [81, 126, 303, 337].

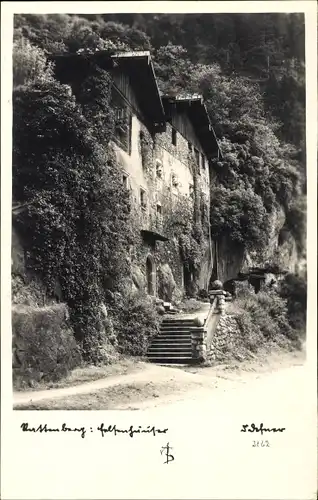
[183, 264, 192, 295]
[146, 256, 155, 296]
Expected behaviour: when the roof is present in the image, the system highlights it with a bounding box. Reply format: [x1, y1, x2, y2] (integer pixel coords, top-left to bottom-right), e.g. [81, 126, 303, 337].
[141, 229, 168, 242]
[51, 50, 165, 128]
[111, 51, 165, 127]
[162, 94, 221, 159]
[50, 51, 221, 154]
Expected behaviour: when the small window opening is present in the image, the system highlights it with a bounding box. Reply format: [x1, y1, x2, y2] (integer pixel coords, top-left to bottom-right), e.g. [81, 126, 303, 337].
[122, 173, 129, 189]
[156, 203, 162, 215]
[172, 128, 177, 146]
[201, 153, 205, 169]
[156, 160, 163, 178]
[140, 188, 147, 209]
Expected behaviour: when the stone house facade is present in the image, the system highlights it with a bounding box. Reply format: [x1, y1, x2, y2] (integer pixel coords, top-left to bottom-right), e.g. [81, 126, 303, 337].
[53, 50, 221, 300]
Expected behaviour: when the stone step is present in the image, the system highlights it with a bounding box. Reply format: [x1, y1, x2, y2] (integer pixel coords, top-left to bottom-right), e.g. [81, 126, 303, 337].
[151, 340, 192, 345]
[148, 345, 192, 352]
[162, 320, 195, 326]
[159, 327, 192, 333]
[147, 353, 192, 359]
[148, 356, 193, 363]
[160, 330, 192, 335]
[160, 323, 190, 330]
[147, 316, 200, 364]
[155, 336, 192, 342]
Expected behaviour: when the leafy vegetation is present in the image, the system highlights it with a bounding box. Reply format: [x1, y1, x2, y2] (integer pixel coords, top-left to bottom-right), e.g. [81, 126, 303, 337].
[12, 14, 306, 367]
[13, 14, 306, 256]
[13, 41, 137, 362]
[235, 289, 302, 352]
[12, 304, 81, 388]
[278, 273, 307, 332]
[110, 292, 160, 357]
[161, 191, 205, 282]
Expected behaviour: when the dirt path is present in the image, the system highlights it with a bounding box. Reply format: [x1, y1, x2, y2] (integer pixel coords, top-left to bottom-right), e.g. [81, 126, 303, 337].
[13, 362, 213, 405]
[13, 349, 304, 407]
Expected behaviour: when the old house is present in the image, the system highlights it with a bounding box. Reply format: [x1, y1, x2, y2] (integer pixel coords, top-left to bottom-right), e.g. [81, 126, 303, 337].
[52, 50, 221, 300]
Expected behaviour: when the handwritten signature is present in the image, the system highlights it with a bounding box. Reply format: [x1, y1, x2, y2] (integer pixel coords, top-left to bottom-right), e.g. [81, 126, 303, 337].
[20, 422, 169, 439]
[241, 423, 286, 434]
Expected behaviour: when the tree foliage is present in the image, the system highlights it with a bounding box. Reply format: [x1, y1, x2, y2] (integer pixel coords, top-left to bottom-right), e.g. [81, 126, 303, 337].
[210, 185, 270, 249]
[13, 37, 54, 88]
[13, 61, 137, 360]
[12, 13, 306, 359]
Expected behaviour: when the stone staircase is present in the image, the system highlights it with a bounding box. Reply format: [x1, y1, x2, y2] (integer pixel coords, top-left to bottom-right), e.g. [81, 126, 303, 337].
[147, 317, 195, 364]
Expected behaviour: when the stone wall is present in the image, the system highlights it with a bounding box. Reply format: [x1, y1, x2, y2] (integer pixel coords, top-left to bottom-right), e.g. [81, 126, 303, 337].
[12, 303, 81, 388]
[189, 293, 248, 364]
[192, 326, 206, 361]
[114, 102, 213, 300]
[206, 314, 242, 363]
[12, 223, 59, 307]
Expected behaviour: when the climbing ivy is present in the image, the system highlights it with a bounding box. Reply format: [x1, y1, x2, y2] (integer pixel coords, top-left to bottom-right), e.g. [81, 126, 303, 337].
[13, 64, 139, 362]
[139, 127, 154, 174]
[160, 171, 207, 291]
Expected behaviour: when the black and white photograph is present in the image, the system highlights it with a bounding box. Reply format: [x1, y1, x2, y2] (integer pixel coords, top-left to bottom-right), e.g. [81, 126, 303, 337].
[11, 9, 308, 406]
[1, 2, 317, 499]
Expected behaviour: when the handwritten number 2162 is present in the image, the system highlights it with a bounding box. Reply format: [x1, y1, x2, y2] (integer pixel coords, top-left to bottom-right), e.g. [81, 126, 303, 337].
[252, 440, 270, 447]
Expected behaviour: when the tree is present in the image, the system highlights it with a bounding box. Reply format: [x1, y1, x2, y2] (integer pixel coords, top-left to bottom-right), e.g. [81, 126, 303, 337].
[13, 36, 54, 88]
[13, 73, 136, 360]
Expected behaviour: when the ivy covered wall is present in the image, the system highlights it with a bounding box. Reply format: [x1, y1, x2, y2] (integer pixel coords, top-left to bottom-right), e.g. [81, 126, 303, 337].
[113, 92, 214, 300]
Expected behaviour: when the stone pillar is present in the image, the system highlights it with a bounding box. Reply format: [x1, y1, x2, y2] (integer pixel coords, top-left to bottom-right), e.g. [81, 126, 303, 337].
[218, 294, 226, 315]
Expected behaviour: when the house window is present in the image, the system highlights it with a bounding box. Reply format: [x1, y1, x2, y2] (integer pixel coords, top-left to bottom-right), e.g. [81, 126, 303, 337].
[112, 87, 132, 155]
[122, 173, 129, 189]
[201, 153, 205, 169]
[156, 159, 163, 178]
[140, 188, 147, 210]
[156, 203, 162, 216]
[171, 172, 179, 188]
[172, 128, 177, 146]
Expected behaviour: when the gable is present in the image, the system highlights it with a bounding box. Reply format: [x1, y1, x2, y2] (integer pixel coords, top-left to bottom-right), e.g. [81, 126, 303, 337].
[170, 110, 204, 153]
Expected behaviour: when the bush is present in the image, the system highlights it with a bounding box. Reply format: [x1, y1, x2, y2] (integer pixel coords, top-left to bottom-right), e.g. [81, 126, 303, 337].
[157, 263, 176, 302]
[279, 273, 307, 331]
[111, 292, 160, 356]
[285, 196, 306, 253]
[235, 290, 301, 349]
[210, 185, 270, 250]
[179, 298, 203, 313]
[12, 274, 48, 306]
[13, 36, 54, 88]
[12, 303, 81, 388]
[235, 310, 263, 352]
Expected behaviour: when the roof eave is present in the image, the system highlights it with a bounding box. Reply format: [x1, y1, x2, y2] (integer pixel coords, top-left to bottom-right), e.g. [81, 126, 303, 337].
[111, 52, 165, 126]
[164, 97, 220, 158]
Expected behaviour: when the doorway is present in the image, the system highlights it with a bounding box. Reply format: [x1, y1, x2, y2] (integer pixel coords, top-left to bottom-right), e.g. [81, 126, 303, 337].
[183, 264, 192, 295]
[146, 255, 155, 296]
